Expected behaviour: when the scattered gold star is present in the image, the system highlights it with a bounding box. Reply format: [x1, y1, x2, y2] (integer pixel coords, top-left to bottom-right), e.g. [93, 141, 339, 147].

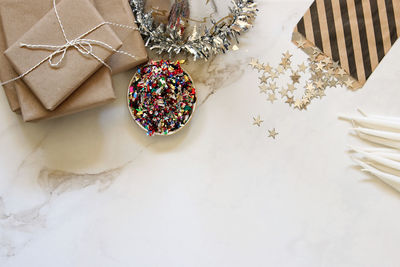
[344, 78, 354, 88]
[285, 96, 295, 106]
[327, 68, 335, 76]
[263, 63, 272, 74]
[268, 82, 278, 91]
[331, 61, 340, 69]
[268, 128, 279, 139]
[329, 79, 337, 87]
[259, 75, 268, 84]
[253, 115, 263, 127]
[256, 64, 264, 72]
[267, 93, 277, 103]
[337, 68, 347, 77]
[281, 59, 291, 70]
[312, 47, 321, 55]
[294, 99, 302, 110]
[291, 73, 301, 84]
[249, 58, 259, 69]
[298, 63, 307, 73]
[322, 57, 331, 65]
[259, 84, 268, 94]
[250, 49, 347, 112]
[283, 51, 292, 61]
[305, 82, 314, 91]
[276, 65, 285, 74]
[296, 39, 306, 48]
[317, 89, 326, 98]
[314, 79, 324, 89]
[315, 62, 324, 71]
[270, 71, 278, 80]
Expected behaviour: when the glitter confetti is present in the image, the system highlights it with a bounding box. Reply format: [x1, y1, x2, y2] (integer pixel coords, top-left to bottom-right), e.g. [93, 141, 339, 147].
[128, 60, 196, 136]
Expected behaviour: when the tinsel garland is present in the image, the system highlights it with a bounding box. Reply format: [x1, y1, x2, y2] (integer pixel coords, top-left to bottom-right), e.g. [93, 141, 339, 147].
[129, 0, 258, 60]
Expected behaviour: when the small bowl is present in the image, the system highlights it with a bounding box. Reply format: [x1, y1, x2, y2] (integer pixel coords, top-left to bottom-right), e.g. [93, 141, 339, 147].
[127, 61, 197, 136]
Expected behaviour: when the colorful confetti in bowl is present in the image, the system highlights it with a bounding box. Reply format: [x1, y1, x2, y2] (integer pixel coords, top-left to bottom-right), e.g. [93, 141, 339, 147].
[127, 60, 197, 136]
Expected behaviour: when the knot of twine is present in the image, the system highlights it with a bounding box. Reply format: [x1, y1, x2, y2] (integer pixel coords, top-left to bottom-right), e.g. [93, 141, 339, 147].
[1, 0, 138, 86]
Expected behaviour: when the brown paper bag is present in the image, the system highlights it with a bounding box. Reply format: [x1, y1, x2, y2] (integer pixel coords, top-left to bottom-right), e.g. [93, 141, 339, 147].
[4, 0, 122, 111]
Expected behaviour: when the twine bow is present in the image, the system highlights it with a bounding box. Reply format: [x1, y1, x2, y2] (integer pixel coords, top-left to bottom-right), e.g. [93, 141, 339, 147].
[1, 0, 137, 86]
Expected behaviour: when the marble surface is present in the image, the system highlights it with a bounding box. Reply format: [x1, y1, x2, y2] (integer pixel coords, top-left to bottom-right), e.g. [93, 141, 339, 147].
[1, 0, 400, 266]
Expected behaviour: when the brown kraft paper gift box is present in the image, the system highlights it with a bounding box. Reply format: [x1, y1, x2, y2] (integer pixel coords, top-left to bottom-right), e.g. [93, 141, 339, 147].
[0, 18, 19, 112]
[93, 0, 148, 74]
[4, 0, 122, 111]
[0, 0, 116, 122]
[0, 0, 148, 113]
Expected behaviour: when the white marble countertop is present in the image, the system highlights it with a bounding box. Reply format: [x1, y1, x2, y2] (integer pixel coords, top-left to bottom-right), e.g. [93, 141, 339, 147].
[1, 0, 400, 266]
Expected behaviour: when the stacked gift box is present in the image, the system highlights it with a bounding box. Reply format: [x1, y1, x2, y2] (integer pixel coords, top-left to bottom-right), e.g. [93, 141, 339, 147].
[0, 0, 148, 121]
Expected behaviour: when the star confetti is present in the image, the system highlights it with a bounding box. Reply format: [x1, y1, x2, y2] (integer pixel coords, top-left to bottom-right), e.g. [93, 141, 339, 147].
[253, 115, 263, 127]
[259, 84, 268, 94]
[268, 128, 279, 139]
[267, 93, 277, 103]
[248, 42, 355, 112]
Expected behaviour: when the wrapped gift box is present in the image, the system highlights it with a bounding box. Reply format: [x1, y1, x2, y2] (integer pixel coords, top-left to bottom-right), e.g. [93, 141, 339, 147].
[0, 0, 149, 121]
[4, 0, 122, 111]
[0, 18, 19, 112]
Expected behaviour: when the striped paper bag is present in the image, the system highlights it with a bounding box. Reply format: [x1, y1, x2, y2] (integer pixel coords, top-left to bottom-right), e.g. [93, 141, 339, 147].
[293, 0, 400, 89]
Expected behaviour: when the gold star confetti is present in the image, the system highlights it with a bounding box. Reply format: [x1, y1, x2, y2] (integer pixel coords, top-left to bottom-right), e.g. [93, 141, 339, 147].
[249, 45, 354, 113]
[312, 47, 321, 56]
[294, 99, 302, 110]
[290, 72, 301, 84]
[314, 79, 324, 89]
[259, 84, 268, 94]
[298, 63, 307, 73]
[263, 64, 273, 74]
[325, 68, 333, 76]
[315, 61, 324, 71]
[344, 78, 354, 88]
[329, 79, 338, 87]
[253, 115, 263, 127]
[249, 58, 259, 69]
[259, 75, 268, 84]
[296, 39, 306, 48]
[270, 71, 278, 80]
[278, 87, 288, 97]
[322, 57, 331, 65]
[305, 82, 314, 91]
[285, 96, 295, 106]
[276, 65, 285, 74]
[267, 93, 277, 103]
[268, 128, 279, 139]
[331, 61, 340, 69]
[282, 51, 292, 61]
[337, 68, 346, 77]
[255, 64, 264, 72]
[268, 82, 278, 91]
[317, 89, 326, 98]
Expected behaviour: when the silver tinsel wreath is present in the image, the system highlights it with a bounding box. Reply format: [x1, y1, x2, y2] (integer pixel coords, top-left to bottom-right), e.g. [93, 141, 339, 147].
[129, 0, 258, 60]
